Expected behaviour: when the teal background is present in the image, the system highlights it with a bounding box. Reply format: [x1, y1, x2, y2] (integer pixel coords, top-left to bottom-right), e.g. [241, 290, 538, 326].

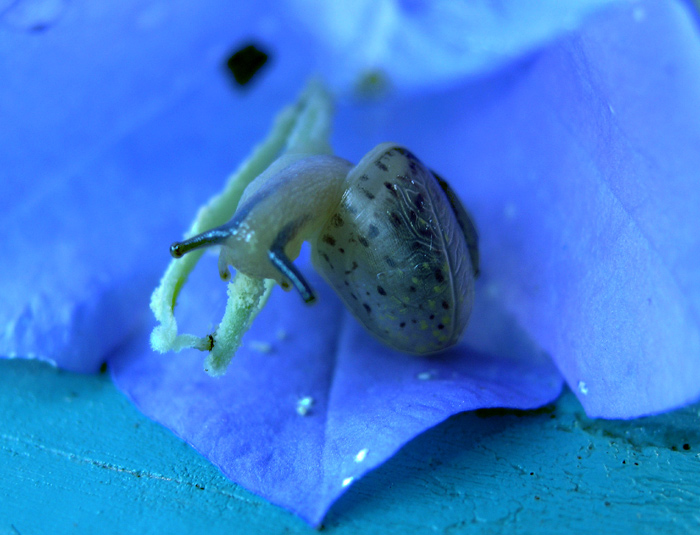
[1, 358, 698, 534]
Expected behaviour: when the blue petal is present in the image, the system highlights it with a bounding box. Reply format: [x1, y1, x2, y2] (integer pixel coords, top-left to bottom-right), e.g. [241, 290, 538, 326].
[109, 254, 563, 526]
[332, 0, 700, 417]
[286, 0, 625, 92]
[0, 0, 298, 371]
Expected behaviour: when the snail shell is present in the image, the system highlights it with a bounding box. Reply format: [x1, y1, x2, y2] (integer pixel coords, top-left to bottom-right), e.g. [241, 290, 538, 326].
[170, 143, 478, 354]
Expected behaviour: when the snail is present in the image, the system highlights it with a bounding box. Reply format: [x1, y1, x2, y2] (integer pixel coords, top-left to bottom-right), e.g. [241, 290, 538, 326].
[170, 143, 479, 354]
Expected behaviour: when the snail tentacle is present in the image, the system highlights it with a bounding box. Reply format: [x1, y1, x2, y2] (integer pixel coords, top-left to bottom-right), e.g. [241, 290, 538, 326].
[170, 227, 232, 258]
[268, 247, 316, 304]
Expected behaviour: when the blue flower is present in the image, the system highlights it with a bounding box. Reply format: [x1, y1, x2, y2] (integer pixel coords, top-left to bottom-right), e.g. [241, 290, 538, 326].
[2, 0, 699, 526]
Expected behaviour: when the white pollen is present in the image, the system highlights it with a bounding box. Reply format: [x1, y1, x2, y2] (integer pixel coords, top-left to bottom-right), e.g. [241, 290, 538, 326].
[355, 448, 369, 463]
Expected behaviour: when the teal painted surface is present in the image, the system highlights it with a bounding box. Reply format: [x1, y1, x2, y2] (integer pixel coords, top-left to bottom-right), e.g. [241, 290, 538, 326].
[1, 358, 699, 534]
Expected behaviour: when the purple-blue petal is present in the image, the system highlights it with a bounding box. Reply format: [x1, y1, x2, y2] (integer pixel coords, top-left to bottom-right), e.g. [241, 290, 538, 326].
[333, 0, 700, 418]
[109, 253, 563, 526]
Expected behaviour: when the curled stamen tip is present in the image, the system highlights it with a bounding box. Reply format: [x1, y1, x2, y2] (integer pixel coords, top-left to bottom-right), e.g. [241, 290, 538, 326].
[170, 242, 185, 258]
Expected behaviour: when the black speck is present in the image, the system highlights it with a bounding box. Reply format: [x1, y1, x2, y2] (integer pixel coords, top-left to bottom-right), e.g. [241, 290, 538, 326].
[418, 225, 434, 238]
[358, 236, 369, 247]
[377, 286, 387, 296]
[409, 286, 416, 292]
[411, 319, 417, 324]
[344, 280, 350, 286]
[384, 182, 397, 196]
[225, 44, 269, 86]
[400, 322, 406, 328]
[376, 161, 388, 172]
[389, 212, 403, 228]
[331, 213, 345, 227]
[361, 188, 375, 200]
[435, 269, 445, 283]
[368, 224, 380, 239]
[683, 443, 691, 451]
[350, 292, 358, 300]
[363, 303, 372, 314]
[344, 261, 359, 275]
[338, 248, 345, 254]
[385, 256, 397, 268]
[360, 174, 370, 181]
[322, 234, 336, 246]
[414, 193, 425, 212]
[437, 324, 445, 330]
[429, 314, 435, 320]
[409, 210, 418, 224]
[322, 253, 330, 263]
[442, 300, 450, 309]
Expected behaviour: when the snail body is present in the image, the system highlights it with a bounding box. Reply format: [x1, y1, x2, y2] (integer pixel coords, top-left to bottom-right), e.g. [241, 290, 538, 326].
[171, 143, 479, 354]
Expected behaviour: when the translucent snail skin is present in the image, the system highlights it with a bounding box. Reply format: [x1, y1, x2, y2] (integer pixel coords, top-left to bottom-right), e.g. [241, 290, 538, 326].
[170, 143, 479, 355]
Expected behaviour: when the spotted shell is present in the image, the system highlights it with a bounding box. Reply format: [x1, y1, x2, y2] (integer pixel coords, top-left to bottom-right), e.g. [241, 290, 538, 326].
[311, 143, 476, 354]
[170, 143, 478, 354]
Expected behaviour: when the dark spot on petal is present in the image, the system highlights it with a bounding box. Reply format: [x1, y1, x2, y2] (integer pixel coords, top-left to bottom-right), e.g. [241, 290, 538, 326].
[332, 213, 344, 227]
[435, 269, 445, 283]
[411, 319, 417, 324]
[360, 174, 370, 181]
[350, 292, 358, 300]
[338, 248, 345, 254]
[437, 324, 445, 330]
[409, 210, 417, 224]
[322, 234, 336, 246]
[322, 253, 330, 263]
[344, 280, 349, 286]
[376, 161, 388, 172]
[409, 286, 416, 292]
[358, 236, 369, 247]
[400, 322, 406, 328]
[442, 300, 449, 309]
[683, 443, 691, 450]
[429, 314, 435, 320]
[389, 212, 403, 228]
[361, 188, 375, 200]
[363, 303, 372, 314]
[368, 224, 380, 239]
[384, 182, 397, 196]
[225, 44, 269, 86]
[377, 286, 387, 296]
[385, 256, 397, 268]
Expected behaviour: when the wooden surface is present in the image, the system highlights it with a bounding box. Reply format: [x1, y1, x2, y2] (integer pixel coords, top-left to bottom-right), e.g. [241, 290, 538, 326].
[1, 357, 699, 534]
